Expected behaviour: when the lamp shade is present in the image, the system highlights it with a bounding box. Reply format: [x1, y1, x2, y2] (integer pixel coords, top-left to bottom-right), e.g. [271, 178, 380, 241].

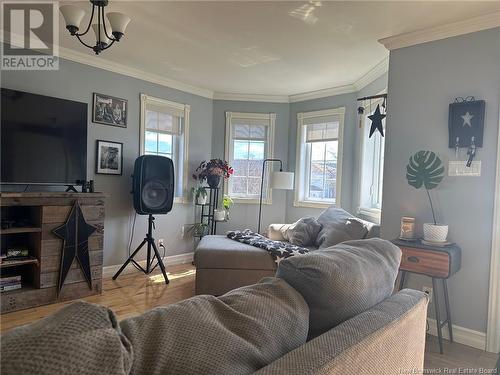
[106, 12, 131, 34]
[60, 5, 85, 28]
[271, 171, 294, 190]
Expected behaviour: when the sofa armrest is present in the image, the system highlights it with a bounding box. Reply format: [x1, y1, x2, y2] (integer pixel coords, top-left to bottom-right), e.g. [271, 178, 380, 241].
[254, 289, 429, 375]
[267, 224, 292, 241]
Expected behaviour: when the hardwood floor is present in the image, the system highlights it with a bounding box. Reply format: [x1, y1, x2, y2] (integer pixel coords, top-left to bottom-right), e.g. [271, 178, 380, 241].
[1, 262, 498, 371]
[0, 262, 196, 333]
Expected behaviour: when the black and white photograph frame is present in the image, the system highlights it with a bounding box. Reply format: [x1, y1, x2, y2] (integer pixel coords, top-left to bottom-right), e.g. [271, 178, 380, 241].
[93, 93, 128, 128]
[95, 140, 123, 175]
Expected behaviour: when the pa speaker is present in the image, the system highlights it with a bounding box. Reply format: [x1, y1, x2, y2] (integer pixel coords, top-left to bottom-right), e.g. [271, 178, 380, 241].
[132, 155, 174, 215]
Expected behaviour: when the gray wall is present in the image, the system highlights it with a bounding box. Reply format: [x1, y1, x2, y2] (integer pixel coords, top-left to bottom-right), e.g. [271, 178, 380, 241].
[382, 28, 500, 333]
[1, 57, 213, 266]
[211, 100, 290, 233]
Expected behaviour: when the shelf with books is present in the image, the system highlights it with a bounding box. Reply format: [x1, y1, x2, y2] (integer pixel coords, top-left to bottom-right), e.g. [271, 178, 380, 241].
[0, 257, 39, 269]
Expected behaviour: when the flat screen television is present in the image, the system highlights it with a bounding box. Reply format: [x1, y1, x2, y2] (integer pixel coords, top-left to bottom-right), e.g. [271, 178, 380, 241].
[1, 88, 88, 185]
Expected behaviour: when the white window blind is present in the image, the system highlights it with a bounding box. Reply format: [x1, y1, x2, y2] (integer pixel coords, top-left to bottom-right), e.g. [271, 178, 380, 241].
[233, 123, 267, 140]
[304, 115, 341, 143]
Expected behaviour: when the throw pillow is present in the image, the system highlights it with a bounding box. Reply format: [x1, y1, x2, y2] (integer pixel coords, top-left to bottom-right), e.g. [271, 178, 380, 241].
[0, 301, 133, 375]
[282, 217, 322, 247]
[276, 238, 401, 338]
[120, 277, 309, 375]
[315, 207, 368, 248]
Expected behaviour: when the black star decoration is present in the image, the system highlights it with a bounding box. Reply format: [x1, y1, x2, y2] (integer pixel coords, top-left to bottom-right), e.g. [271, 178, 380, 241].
[52, 201, 96, 294]
[368, 104, 386, 138]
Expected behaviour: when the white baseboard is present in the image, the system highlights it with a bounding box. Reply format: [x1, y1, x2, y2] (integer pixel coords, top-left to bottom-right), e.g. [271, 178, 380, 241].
[427, 318, 486, 351]
[102, 252, 194, 279]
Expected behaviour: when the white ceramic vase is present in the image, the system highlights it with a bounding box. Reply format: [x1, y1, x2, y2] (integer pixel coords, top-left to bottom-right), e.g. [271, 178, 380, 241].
[423, 223, 449, 243]
[214, 209, 226, 222]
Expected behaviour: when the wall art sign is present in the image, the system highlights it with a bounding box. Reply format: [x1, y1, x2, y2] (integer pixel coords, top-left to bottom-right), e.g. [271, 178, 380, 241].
[448, 98, 485, 148]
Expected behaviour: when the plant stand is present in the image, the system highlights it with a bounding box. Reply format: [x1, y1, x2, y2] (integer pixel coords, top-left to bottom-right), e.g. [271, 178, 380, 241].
[195, 187, 219, 238]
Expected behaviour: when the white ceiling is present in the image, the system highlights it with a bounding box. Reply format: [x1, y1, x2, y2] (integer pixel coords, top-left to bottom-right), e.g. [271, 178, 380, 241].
[59, 1, 500, 96]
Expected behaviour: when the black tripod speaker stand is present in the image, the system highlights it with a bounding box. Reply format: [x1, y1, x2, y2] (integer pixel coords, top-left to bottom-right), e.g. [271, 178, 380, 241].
[112, 214, 169, 285]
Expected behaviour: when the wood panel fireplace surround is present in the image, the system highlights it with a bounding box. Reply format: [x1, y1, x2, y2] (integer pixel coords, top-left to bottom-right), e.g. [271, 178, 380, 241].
[0, 193, 105, 313]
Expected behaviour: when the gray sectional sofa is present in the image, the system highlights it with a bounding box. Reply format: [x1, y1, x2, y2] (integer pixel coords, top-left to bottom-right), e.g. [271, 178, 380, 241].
[1, 238, 429, 375]
[195, 207, 380, 295]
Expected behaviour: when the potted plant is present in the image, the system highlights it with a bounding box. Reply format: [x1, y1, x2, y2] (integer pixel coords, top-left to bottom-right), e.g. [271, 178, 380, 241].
[192, 159, 233, 188]
[191, 186, 208, 205]
[406, 150, 447, 242]
[222, 194, 234, 220]
[214, 195, 234, 222]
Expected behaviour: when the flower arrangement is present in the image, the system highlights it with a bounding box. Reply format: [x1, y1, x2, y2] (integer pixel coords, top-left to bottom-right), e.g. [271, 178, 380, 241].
[192, 159, 233, 182]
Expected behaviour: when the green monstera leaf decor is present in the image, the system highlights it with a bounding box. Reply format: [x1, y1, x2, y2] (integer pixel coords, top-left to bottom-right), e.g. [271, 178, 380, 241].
[406, 150, 445, 225]
[406, 151, 444, 190]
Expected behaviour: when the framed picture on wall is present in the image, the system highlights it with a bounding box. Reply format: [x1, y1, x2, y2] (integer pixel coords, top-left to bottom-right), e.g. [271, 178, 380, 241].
[93, 93, 128, 127]
[95, 140, 123, 175]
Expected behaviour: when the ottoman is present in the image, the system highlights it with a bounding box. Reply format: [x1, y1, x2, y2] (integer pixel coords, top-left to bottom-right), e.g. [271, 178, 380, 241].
[194, 235, 276, 295]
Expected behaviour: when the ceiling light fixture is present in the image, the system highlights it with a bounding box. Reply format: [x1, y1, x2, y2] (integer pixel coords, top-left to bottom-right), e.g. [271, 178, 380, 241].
[60, 0, 131, 55]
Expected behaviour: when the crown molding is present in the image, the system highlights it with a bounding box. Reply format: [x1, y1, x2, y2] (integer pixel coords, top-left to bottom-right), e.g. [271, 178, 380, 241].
[353, 56, 389, 91]
[288, 84, 356, 103]
[379, 11, 500, 51]
[213, 92, 289, 103]
[214, 56, 389, 104]
[59, 46, 215, 99]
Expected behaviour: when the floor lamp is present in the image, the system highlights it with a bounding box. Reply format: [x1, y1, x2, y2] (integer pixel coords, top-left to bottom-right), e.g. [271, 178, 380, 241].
[258, 158, 294, 234]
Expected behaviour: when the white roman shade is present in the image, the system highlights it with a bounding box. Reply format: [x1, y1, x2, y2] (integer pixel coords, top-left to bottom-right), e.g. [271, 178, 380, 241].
[143, 96, 186, 135]
[304, 115, 340, 143]
[232, 123, 267, 141]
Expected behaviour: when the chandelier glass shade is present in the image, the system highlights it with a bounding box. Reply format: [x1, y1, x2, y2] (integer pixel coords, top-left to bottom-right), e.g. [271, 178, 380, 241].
[60, 0, 131, 55]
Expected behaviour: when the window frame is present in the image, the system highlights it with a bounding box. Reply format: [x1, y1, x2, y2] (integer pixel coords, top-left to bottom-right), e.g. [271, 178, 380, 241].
[139, 93, 190, 204]
[224, 111, 276, 204]
[357, 97, 386, 223]
[294, 107, 345, 208]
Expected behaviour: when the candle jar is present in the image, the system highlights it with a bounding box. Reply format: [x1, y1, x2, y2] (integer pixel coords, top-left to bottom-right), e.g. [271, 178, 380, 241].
[400, 217, 416, 239]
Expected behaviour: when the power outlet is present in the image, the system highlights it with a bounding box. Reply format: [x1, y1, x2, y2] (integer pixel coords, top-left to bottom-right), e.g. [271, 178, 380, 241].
[158, 238, 164, 247]
[422, 286, 433, 301]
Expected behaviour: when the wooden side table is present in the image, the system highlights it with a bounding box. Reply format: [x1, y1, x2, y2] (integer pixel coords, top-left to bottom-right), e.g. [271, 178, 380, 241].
[392, 239, 462, 354]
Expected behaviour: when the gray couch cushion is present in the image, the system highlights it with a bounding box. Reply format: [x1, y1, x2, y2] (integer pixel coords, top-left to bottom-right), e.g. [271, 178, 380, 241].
[0, 301, 133, 375]
[195, 235, 276, 270]
[276, 238, 401, 338]
[283, 217, 322, 247]
[315, 208, 369, 248]
[120, 277, 309, 375]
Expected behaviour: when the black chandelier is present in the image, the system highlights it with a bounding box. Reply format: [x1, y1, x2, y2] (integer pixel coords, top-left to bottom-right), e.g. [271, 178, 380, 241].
[60, 0, 131, 55]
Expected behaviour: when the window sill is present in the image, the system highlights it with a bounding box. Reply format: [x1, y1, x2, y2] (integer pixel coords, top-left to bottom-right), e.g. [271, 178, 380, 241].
[357, 207, 381, 223]
[229, 197, 272, 205]
[293, 200, 336, 209]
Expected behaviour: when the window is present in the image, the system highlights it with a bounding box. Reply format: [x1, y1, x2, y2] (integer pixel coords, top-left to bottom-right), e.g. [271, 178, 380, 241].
[225, 112, 275, 202]
[358, 99, 385, 221]
[140, 94, 190, 202]
[295, 108, 345, 208]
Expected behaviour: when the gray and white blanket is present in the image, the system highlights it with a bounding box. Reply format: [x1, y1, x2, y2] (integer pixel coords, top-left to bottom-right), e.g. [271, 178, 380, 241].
[227, 229, 309, 264]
